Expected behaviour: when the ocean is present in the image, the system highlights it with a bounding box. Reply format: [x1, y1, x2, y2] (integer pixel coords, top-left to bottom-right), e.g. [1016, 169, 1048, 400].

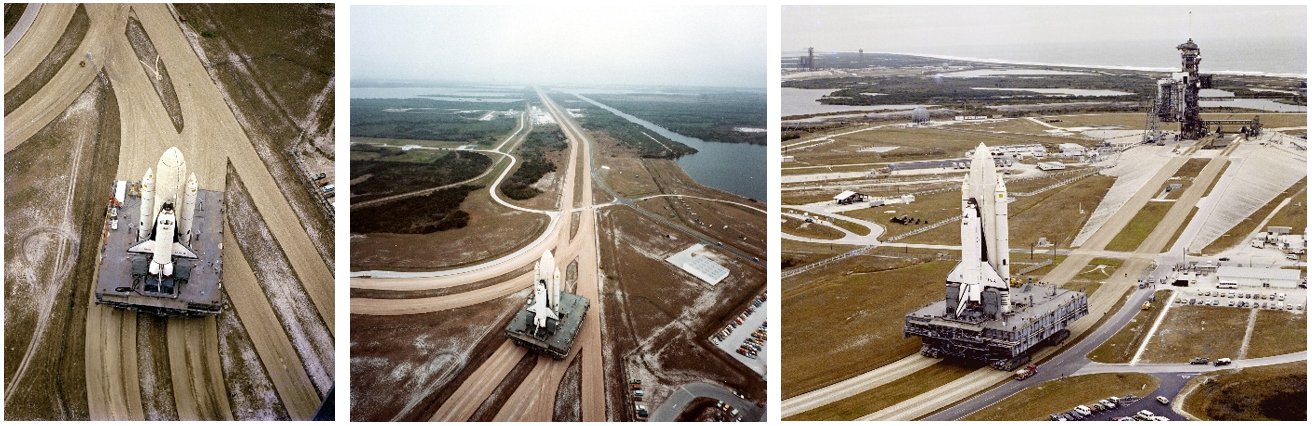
[878, 37, 1307, 77]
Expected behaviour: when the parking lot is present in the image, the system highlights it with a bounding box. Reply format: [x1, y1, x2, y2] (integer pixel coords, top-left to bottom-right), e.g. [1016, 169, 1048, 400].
[710, 293, 767, 377]
[1171, 286, 1305, 312]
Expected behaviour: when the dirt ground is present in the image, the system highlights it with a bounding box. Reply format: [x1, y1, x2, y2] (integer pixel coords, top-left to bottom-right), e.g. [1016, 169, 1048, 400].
[349, 290, 525, 422]
[597, 207, 767, 421]
[4, 77, 119, 420]
[224, 164, 334, 396]
[174, 3, 336, 268]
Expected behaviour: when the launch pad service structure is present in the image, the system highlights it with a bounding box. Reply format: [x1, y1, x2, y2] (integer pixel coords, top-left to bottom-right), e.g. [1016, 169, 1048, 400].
[904, 144, 1089, 371]
[505, 251, 590, 359]
[95, 147, 225, 316]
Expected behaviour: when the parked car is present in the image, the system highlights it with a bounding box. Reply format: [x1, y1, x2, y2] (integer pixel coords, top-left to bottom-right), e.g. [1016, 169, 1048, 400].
[1100, 399, 1116, 409]
[1074, 405, 1092, 416]
[1190, 357, 1209, 365]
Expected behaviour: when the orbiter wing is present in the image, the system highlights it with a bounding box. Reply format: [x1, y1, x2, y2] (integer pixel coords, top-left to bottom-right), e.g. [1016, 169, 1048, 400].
[127, 239, 199, 259]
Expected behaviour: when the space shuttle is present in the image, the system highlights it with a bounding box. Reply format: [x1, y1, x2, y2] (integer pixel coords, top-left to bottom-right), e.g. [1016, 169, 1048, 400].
[127, 147, 200, 277]
[526, 250, 563, 330]
[946, 143, 1011, 317]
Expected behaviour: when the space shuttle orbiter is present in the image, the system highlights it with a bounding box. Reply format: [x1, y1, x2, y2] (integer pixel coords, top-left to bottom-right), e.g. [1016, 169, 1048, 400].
[127, 147, 200, 277]
[946, 143, 1011, 317]
[526, 250, 563, 330]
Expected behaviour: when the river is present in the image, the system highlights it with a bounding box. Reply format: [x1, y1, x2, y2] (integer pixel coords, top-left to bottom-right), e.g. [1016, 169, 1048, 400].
[573, 94, 767, 202]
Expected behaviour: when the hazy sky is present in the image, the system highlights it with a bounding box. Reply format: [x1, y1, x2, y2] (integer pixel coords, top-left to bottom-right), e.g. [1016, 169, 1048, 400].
[784, 6, 1307, 52]
[352, 5, 765, 88]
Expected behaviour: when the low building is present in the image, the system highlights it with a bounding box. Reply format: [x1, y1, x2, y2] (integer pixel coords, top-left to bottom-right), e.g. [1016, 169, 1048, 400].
[833, 190, 868, 205]
[1058, 143, 1086, 156]
[1037, 162, 1066, 171]
[1216, 266, 1302, 288]
[1278, 234, 1306, 254]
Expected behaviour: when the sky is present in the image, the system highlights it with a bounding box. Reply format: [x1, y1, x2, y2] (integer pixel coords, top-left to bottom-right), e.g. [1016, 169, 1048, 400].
[352, 5, 766, 88]
[783, 6, 1307, 53]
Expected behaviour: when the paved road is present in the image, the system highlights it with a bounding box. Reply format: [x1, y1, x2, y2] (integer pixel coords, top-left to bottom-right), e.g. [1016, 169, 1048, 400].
[650, 382, 764, 422]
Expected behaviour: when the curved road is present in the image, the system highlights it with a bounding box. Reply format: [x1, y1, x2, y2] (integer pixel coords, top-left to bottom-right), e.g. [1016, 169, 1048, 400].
[651, 382, 765, 422]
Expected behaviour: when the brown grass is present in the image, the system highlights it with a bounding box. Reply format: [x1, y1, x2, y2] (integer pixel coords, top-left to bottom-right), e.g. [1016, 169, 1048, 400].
[786, 361, 978, 421]
[1201, 177, 1306, 255]
[786, 126, 1065, 167]
[1181, 361, 1305, 421]
[1088, 290, 1172, 363]
[780, 239, 859, 271]
[963, 373, 1160, 421]
[1246, 311, 1306, 359]
[1105, 201, 1173, 252]
[1139, 306, 1251, 363]
[783, 257, 956, 398]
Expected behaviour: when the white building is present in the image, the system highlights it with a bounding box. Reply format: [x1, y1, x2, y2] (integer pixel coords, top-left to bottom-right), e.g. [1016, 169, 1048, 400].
[1058, 143, 1086, 156]
[1216, 266, 1302, 289]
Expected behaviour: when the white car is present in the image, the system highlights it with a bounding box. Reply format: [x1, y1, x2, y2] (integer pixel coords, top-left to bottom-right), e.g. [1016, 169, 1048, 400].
[1075, 405, 1092, 416]
[1156, 395, 1170, 404]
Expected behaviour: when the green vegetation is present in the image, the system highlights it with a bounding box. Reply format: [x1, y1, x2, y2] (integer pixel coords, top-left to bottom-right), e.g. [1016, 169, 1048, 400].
[787, 362, 978, 421]
[785, 72, 1158, 107]
[1106, 201, 1173, 252]
[588, 91, 766, 145]
[500, 126, 567, 200]
[350, 185, 478, 234]
[350, 147, 492, 203]
[783, 255, 956, 398]
[1182, 361, 1306, 421]
[963, 373, 1160, 421]
[550, 93, 696, 158]
[349, 98, 518, 145]
[1088, 289, 1172, 363]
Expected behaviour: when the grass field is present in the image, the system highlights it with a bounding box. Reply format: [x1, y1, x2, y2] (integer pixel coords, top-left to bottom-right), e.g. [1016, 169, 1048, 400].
[962, 373, 1160, 421]
[785, 126, 1064, 167]
[1138, 305, 1250, 363]
[1105, 201, 1173, 252]
[783, 216, 843, 240]
[1246, 311, 1306, 359]
[783, 255, 956, 398]
[1181, 361, 1305, 421]
[1087, 289, 1172, 363]
[786, 362, 978, 421]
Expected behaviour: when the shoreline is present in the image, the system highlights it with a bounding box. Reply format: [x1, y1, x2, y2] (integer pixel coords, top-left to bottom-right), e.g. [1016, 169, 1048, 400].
[784, 51, 1308, 79]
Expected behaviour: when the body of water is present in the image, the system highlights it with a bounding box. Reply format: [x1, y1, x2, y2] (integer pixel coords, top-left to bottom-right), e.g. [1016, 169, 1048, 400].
[350, 86, 525, 100]
[575, 94, 767, 202]
[782, 88, 930, 116]
[878, 37, 1306, 77]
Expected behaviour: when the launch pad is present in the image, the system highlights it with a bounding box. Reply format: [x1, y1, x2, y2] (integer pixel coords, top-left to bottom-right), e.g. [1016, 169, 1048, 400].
[95, 181, 225, 316]
[505, 291, 589, 359]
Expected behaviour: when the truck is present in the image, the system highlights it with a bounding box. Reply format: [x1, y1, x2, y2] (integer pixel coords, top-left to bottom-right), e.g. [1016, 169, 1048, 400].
[1015, 364, 1038, 380]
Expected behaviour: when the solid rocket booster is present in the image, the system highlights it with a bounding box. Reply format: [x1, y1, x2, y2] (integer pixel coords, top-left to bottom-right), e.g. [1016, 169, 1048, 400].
[138, 168, 155, 240]
[180, 173, 198, 243]
[994, 174, 1009, 283]
[552, 265, 562, 313]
